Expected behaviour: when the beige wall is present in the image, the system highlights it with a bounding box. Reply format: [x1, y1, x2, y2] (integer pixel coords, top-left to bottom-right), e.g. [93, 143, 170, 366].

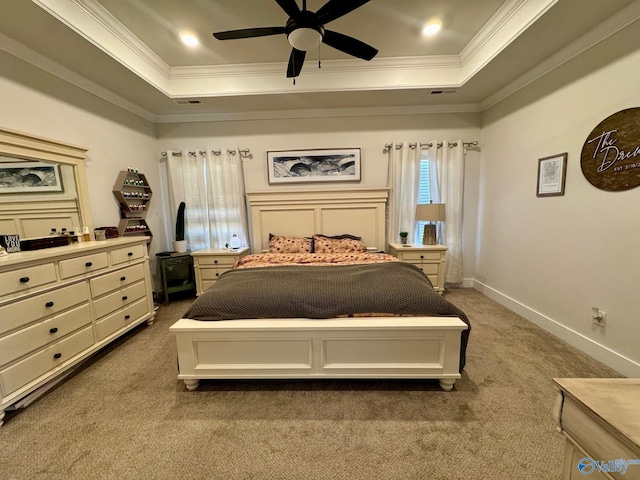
[156, 113, 482, 280]
[478, 23, 640, 376]
[0, 51, 166, 284]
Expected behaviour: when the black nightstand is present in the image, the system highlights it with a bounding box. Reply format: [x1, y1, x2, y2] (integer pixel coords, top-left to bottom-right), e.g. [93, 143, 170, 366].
[156, 252, 196, 304]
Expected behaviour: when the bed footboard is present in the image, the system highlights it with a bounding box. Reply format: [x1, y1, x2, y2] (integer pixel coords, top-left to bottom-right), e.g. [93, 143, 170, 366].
[170, 317, 468, 391]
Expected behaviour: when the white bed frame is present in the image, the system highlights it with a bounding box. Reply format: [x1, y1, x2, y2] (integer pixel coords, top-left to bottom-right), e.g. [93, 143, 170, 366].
[170, 189, 468, 391]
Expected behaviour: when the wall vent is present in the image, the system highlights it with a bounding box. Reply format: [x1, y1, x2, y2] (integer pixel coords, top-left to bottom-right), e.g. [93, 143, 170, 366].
[429, 89, 457, 95]
[174, 99, 203, 105]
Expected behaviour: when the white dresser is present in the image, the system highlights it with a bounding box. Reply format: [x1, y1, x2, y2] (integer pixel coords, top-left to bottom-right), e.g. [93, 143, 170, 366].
[554, 378, 640, 480]
[0, 237, 155, 426]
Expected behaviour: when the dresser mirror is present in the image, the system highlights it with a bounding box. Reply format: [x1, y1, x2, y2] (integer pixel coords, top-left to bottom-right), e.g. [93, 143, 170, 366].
[0, 127, 94, 240]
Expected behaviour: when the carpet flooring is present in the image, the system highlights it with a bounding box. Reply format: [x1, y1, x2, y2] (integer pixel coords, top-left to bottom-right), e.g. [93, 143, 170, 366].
[0, 288, 619, 480]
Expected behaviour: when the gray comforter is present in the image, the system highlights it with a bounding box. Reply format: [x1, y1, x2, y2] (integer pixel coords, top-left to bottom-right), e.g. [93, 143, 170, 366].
[184, 262, 470, 370]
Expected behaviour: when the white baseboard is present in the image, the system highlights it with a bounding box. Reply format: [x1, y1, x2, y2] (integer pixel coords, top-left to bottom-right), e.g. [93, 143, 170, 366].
[471, 279, 640, 378]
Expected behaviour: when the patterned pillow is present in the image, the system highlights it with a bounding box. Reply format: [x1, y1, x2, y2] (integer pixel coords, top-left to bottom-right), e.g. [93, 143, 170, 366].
[268, 234, 313, 253]
[313, 234, 367, 253]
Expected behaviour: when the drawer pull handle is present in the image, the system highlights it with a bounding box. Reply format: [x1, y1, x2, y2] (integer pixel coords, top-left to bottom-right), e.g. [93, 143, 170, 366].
[85, 261, 93, 267]
[125, 315, 131, 320]
[420, 255, 424, 259]
[53, 353, 62, 359]
[214, 260, 218, 264]
[127, 252, 133, 256]
[215, 273, 220, 277]
[19, 276, 30, 283]
[122, 296, 128, 301]
[120, 276, 126, 281]
[45, 301, 55, 308]
[50, 327, 58, 333]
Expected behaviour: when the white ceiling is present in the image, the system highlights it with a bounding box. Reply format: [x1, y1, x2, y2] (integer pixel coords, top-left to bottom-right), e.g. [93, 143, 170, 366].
[1, 0, 639, 122]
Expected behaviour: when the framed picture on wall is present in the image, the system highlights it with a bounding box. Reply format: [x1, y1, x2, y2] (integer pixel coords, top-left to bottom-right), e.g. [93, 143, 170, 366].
[267, 148, 361, 184]
[537, 153, 567, 197]
[0, 161, 63, 194]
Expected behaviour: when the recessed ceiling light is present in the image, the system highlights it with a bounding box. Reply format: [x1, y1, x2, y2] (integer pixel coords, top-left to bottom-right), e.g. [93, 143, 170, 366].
[180, 33, 199, 47]
[422, 20, 442, 37]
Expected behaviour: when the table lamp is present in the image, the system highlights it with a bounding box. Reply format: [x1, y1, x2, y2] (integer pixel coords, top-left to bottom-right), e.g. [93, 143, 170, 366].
[415, 203, 446, 245]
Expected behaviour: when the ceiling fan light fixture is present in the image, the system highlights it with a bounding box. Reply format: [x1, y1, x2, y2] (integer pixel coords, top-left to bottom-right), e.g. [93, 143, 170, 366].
[288, 27, 322, 51]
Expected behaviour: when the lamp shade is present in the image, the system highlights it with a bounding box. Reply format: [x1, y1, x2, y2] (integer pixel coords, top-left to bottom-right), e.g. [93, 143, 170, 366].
[415, 203, 446, 222]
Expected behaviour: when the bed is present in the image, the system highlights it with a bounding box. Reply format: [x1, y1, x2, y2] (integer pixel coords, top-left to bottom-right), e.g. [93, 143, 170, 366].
[170, 189, 470, 391]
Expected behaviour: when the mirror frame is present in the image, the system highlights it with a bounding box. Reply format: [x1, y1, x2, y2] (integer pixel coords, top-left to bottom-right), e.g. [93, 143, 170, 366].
[0, 126, 94, 238]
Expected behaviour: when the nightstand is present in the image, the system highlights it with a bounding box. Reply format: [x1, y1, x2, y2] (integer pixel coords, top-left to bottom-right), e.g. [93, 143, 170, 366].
[191, 247, 250, 295]
[388, 242, 448, 294]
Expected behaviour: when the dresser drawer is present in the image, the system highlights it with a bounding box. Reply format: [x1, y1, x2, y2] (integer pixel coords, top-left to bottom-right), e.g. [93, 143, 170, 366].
[196, 256, 237, 267]
[200, 267, 232, 281]
[0, 326, 94, 396]
[409, 263, 439, 275]
[163, 255, 193, 267]
[0, 282, 89, 336]
[110, 244, 145, 266]
[0, 263, 57, 298]
[201, 279, 216, 293]
[95, 297, 149, 341]
[401, 251, 443, 262]
[0, 303, 92, 367]
[59, 252, 109, 279]
[90, 263, 145, 298]
[93, 280, 147, 320]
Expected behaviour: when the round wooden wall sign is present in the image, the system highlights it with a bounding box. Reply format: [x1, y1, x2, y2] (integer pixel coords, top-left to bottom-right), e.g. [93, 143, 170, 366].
[581, 107, 640, 191]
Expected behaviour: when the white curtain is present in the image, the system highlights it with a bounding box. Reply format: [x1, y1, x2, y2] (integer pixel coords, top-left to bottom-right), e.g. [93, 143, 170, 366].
[387, 142, 421, 245]
[427, 140, 465, 284]
[166, 149, 249, 251]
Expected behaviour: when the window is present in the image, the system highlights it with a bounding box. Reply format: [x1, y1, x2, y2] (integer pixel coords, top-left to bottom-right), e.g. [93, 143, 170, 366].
[415, 156, 433, 244]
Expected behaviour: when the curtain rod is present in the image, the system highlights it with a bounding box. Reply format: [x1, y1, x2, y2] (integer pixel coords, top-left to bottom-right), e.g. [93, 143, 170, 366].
[160, 149, 252, 158]
[383, 141, 478, 152]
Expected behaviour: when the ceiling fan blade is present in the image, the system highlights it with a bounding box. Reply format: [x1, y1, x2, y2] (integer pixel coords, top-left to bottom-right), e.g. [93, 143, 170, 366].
[287, 48, 306, 78]
[275, 0, 301, 18]
[316, 0, 370, 24]
[322, 30, 378, 60]
[213, 26, 286, 40]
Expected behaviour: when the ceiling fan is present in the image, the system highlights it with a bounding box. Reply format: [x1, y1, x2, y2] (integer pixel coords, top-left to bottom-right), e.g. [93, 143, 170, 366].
[212, 0, 378, 79]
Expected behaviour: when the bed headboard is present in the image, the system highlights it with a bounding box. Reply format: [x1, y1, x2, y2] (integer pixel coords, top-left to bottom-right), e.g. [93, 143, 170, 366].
[246, 188, 389, 253]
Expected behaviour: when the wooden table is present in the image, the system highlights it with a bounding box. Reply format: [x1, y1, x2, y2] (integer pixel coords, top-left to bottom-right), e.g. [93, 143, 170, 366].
[553, 378, 640, 480]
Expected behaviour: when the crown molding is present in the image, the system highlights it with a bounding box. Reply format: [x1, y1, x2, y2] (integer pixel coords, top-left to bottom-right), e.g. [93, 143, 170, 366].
[33, 0, 172, 94]
[154, 103, 482, 124]
[459, 0, 558, 79]
[480, 0, 640, 110]
[11, 0, 632, 123]
[0, 32, 156, 122]
[170, 54, 462, 80]
[30, 0, 547, 99]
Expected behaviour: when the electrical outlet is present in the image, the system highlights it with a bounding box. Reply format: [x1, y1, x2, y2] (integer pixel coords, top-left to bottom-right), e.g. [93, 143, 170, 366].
[592, 307, 607, 327]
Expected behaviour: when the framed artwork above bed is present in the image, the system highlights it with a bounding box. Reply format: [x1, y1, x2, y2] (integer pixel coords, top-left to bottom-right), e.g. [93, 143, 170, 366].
[267, 148, 361, 184]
